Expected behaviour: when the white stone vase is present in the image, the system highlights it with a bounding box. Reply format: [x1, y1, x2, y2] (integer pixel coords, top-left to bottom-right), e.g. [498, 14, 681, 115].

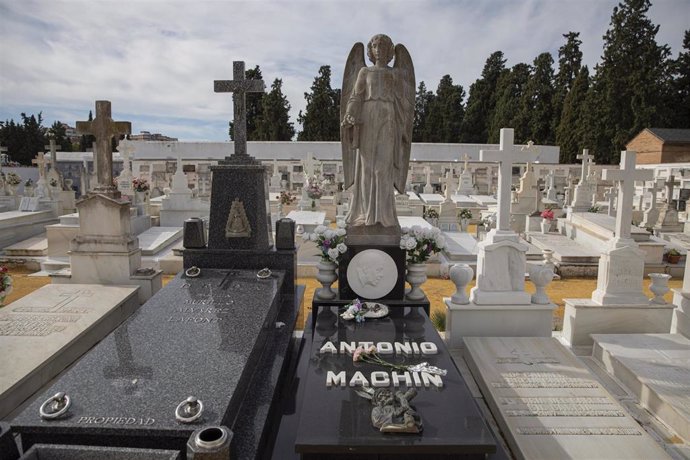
[460, 218, 469, 232]
[135, 190, 147, 204]
[449, 263, 473, 305]
[23, 185, 34, 197]
[648, 273, 671, 304]
[528, 264, 554, 305]
[406, 263, 427, 300]
[7, 184, 18, 196]
[315, 260, 338, 300]
[540, 218, 551, 234]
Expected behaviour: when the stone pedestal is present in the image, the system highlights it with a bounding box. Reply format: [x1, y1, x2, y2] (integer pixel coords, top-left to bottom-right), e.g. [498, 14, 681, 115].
[445, 300, 555, 348]
[591, 240, 648, 305]
[570, 182, 592, 212]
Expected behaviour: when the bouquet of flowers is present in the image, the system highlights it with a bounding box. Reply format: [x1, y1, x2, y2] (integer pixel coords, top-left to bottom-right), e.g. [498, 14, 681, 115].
[6, 172, 21, 186]
[458, 208, 472, 220]
[0, 266, 13, 305]
[279, 190, 296, 206]
[400, 225, 446, 264]
[341, 298, 366, 322]
[302, 221, 347, 263]
[540, 209, 555, 220]
[133, 177, 150, 192]
[423, 208, 439, 220]
[352, 345, 447, 376]
[306, 176, 323, 200]
[24, 178, 33, 187]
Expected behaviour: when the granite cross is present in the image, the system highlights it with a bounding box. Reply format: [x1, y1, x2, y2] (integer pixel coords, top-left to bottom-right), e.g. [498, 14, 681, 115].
[480, 128, 541, 231]
[76, 101, 131, 197]
[602, 151, 653, 240]
[214, 61, 265, 158]
[32, 152, 47, 179]
[576, 149, 591, 184]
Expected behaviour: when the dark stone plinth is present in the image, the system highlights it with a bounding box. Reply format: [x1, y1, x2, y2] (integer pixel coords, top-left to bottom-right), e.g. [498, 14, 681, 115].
[20, 444, 181, 459]
[281, 308, 499, 459]
[207, 164, 273, 251]
[11, 270, 288, 455]
[338, 243, 406, 301]
[183, 247, 296, 300]
[1, 421, 20, 460]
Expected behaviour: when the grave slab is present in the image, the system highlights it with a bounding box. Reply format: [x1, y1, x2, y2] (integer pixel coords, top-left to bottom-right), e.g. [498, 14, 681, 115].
[285, 210, 326, 233]
[464, 337, 670, 460]
[441, 231, 479, 262]
[294, 307, 498, 458]
[419, 193, 445, 204]
[568, 212, 650, 243]
[526, 232, 600, 264]
[3, 235, 48, 257]
[11, 269, 287, 457]
[470, 195, 497, 207]
[0, 210, 59, 250]
[0, 284, 140, 419]
[137, 226, 183, 256]
[398, 215, 434, 229]
[591, 333, 690, 442]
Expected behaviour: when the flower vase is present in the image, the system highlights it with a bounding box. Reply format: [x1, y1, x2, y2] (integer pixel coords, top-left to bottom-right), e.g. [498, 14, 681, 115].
[7, 184, 17, 196]
[24, 185, 34, 197]
[449, 264, 474, 305]
[311, 199, 316, 210]
[315, 260, 338, 300]
[135, 191, 147, 205]
[540, 218, 551, 234]
[648, 273, 671, 304]
[406, 263, 427, 300]
[528, 265, 554, 304]
[460, 218, 469, 232]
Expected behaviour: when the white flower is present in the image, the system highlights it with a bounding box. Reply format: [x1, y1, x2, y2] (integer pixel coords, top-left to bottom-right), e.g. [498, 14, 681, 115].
[412, 226, 424, 238]
[314, 225, 327, 235]
[302, 232, 311, 241]
[309, 233, 318, 242]
[431, 227, 441, 236]
[404, 237, 418, 250]
[337, 243, 347, 253]
[336, 228, 346, 237]
[434, 235, 446, 249]
[337, 219, 347, 228]
[328, 248, 340, 261]
[401, 226, 410, 234]
[323, 229, 335, 239]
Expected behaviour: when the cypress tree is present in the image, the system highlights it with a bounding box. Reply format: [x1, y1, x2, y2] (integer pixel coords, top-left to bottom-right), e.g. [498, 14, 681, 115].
[553, 32, 583, 140]
[670, 30, 690, 127]
[522, 52, 556, 144]
[489, 64, 530, 143]
[557, 66, 590, 163]
[460, 51, 506, 142]
[297, 65, 341, 141]
[424, 75, 465, 143]
[413, 81, 435, 142]
[254, 79, 295, 141]
[228, 65, 265, 140]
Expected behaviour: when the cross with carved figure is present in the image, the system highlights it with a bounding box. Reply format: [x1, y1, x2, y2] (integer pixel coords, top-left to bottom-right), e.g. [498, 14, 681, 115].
[32, 152, 47, 179]
[76, 101, 131, 197]
[602, 151, 653, 240]
[481, 129, 542, 232]
[214, 61, 265, 159]
[576, 149, 591, 184]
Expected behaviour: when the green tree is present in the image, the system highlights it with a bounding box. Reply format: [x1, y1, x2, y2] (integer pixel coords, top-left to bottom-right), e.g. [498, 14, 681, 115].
[228, 65, 265, 141]
[297, 65, 341, 141]
[49, 121, 73, 152]
[254, 78, 296, 141]
[553, 32, 583, 138]
[521, 52, 556, 144]
[557, 66, 590, 163]
[670, 30, 690, 127]
[0, 112, 47, 165]
[588, 0, 672, 163]
[79, 110, 95, 151]
[413, 81, 435, 142]
[489, 63, 530, 143]
[460, 51, 506, 142]
[423, 75, 465, 142]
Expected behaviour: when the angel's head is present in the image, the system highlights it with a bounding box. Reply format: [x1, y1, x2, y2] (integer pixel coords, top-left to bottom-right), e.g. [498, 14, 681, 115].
[367, 34, 394, 65]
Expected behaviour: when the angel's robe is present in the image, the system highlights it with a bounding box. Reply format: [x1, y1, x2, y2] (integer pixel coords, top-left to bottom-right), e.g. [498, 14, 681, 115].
[344, 66, 404, 227]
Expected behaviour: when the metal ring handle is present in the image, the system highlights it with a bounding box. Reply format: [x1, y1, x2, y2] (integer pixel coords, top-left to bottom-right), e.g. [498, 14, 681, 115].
[175, 396, 203, 423]
[39, 392, 71, 420]
[185, 266, 201, 278]
[257, 268, 272, 279]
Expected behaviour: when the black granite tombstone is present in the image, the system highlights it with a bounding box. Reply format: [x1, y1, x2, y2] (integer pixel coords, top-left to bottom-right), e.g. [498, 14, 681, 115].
[11, 270, 303, 459]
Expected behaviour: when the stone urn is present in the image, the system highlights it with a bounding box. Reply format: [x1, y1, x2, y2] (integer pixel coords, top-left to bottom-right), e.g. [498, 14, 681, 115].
[449, 264, 473, 305]
[540, 218, 551, 234]
[6, 183, 18, 196]
[315, 260, 338, 300]
[23, 185, 34, 197]
[460, 218, 470, 232]
[135, 190, 148, 205]
[528, 264, 554, 305]
[406, 263, 427, 300]
[648, 273, 671, 304]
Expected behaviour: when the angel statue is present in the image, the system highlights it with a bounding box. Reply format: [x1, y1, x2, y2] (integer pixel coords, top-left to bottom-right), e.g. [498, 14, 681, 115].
[341, 34, 415, 232]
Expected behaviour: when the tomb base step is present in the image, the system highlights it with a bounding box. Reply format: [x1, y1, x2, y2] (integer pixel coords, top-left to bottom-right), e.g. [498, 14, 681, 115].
[3, 235, 48, 257]
[591, 333, 690, 443]
[39, 257, 70, 272]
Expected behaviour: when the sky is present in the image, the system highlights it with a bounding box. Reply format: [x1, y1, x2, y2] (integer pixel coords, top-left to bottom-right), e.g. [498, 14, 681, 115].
[0, 0, 687, 142]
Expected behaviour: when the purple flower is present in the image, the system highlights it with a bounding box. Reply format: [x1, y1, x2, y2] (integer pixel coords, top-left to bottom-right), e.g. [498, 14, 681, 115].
[323, 240, 331, 247]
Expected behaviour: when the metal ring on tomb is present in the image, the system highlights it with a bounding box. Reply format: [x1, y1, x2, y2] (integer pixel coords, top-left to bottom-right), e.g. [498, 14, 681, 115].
[39, 392, 71, 420]
[175, 396, 204, 423]
[185, 266, 201, 278]
[256, 268, 272, 279]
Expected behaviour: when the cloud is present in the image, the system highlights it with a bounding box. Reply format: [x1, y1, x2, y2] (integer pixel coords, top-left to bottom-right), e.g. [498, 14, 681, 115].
[1, 0, 686, 142]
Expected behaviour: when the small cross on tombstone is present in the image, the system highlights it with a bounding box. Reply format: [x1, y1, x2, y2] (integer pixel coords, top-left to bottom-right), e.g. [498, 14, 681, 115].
[76, 101, 131, 198]
[604, 186, 617, 217]
[576, 149, 591, 184]
[214, 61, 265, 163]
[602, 151, 653, 241]
[481, 129, 542, 232]
[45, 134, 62, 168]
[461, 153, 471, 172]
[646, 178, 664, 210]
[32, 152, 47, 179]
[664, 174, 676, 205]
[441, 168, 454, 202]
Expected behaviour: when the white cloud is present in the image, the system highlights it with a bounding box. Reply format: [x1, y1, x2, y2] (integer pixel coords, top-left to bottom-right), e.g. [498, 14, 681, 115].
[0, 0, 686, 141]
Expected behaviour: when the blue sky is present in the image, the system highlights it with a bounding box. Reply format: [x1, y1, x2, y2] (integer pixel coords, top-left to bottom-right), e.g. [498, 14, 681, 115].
[0, 0, 687, 142]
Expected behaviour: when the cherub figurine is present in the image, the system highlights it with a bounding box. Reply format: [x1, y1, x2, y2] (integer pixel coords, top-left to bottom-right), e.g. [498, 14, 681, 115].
[341, 34, 415, 230]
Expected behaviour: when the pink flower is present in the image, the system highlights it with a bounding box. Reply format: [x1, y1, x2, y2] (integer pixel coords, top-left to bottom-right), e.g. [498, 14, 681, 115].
[353, 346, 365, 362]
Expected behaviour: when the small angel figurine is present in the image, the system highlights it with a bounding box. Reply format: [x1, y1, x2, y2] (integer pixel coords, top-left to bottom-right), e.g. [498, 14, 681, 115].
[341, 34, 415, 229]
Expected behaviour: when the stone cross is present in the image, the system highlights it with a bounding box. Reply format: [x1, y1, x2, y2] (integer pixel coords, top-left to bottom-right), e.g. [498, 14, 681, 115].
[480, 128, 541, 232]
[664, 174, 676, 205]
[116, 138, 135, 174]
[576, 149, 591, 184]
[76, 101, 131, 197]
[461, 153, 470, 172]
[32, 152, 47, 179]
[44, 135, 61, 169]
[602, 151, 653, 241]
[214, 61, 265, 158]
[0, 146, 6, 173]
[604, 186, 616, 217]
[441, 169, 454, 202]
[646, 178, 664, 210]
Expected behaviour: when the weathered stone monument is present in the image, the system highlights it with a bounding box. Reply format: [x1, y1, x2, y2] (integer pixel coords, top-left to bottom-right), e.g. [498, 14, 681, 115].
[639, 178, 662, 227]
[115, 137, 135, 196]
[570, 149, 594, 212]
[455, 153, 477, 195]
[158, 143, 209, 227]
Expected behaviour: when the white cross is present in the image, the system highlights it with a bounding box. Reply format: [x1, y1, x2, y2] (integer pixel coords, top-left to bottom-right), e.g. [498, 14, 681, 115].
[602, 151, 653, 240]
[604, 186, 617, 216]
[576, 149, 591, 183]
[32, 152, 47, 179]
[441, 169, 454, 202]
[664, 174, 676, 204]
[481, 129, 542, 231]
[116, 138, 135, 173]
[645, 178, 664, 210]
[461, 153, 470, 172]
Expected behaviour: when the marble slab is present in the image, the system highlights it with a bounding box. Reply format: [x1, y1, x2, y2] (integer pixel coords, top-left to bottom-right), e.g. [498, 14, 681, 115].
[0, 284, 140, 419]
[441, 231, 479, 262]
[137, 226, 183, 256]
[662, 232, 690, 251]
[570, 212, 650, 242]
[398, 215, 434, 229]
[527, 232, 600, 264]
[470, 195, 497, 206]
[285, 210, 326, 233]
[3, 235, 48, 257]
[419, 193, 445, 204]
[592, 333, 690, 442]
[451, 194, 478, 207]
[406, 191, 422, 201]
[464, 337, 670, 460]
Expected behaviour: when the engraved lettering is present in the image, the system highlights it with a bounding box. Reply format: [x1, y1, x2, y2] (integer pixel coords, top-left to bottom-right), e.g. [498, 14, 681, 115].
[517, 427, 641, 436]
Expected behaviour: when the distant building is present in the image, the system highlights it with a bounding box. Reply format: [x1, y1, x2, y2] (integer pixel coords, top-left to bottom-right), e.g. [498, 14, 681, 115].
[627, 128, 690, 164]
[129, 131, 178, 142]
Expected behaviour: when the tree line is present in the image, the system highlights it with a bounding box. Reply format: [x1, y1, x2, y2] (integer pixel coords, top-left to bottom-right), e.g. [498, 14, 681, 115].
[2, 0, 688, 166]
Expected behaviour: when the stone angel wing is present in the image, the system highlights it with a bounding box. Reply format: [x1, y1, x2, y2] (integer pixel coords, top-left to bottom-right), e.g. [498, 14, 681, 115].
[340, 42, 366, 190]
[393, 44, 415, 194]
